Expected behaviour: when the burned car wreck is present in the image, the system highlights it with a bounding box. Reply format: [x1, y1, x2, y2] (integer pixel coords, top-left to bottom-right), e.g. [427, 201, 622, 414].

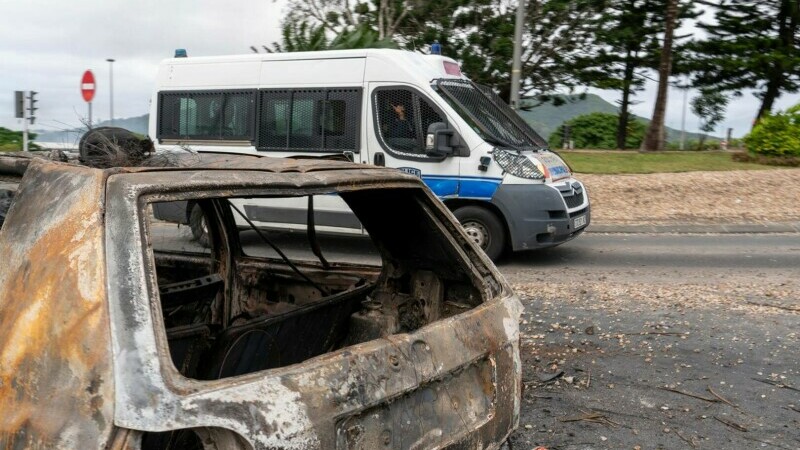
[0, 152, 522, 449]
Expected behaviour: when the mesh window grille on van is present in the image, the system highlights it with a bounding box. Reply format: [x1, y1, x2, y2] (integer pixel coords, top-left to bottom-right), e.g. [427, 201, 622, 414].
[257, 88, 362, 152]
[158, 90, 257, 141]
[373, 88, 447, 160]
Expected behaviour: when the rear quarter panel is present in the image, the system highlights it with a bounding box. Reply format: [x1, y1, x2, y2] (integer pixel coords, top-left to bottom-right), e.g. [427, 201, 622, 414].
[0, 161, 115, 448]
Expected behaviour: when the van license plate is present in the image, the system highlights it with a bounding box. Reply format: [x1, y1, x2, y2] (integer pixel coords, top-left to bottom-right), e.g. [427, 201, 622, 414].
[573, 215, 587, 229]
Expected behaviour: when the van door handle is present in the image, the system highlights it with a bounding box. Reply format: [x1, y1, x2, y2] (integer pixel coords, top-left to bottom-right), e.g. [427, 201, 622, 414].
[373, 152, 385, 166]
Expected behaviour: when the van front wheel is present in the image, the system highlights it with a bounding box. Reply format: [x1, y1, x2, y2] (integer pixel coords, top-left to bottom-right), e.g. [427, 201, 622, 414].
[454, 206, 505, 261]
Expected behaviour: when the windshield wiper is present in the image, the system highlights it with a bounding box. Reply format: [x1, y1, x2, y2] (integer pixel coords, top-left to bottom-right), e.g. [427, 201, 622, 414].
[483, 136, 517, 149]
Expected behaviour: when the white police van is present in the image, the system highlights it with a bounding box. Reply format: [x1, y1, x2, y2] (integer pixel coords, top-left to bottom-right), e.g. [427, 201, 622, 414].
[149, 48, 590, 260]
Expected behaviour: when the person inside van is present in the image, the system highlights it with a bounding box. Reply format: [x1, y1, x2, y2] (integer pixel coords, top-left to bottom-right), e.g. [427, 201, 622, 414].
[389, 102, 414, 140]
[383, 100, 418, 153]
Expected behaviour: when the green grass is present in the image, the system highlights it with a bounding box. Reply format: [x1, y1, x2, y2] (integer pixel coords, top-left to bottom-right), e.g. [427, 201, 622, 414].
[558, 150, 781, 174]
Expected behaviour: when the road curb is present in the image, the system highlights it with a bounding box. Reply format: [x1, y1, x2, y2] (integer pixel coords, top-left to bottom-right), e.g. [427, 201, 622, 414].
[587, 222, 800, 234]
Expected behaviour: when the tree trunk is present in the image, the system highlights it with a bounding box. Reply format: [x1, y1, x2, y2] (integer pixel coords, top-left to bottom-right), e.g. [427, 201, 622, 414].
[378, 0, 387, 40]
[617, 51, 636, 150]
[756, 76, 782, 124]
[642, 0, 679, 151]
[754, 0, 798, 125]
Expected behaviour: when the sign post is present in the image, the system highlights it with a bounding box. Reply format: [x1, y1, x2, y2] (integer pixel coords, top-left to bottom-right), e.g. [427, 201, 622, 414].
[81, 70, 96, 127]
[22, 94, 28, 152]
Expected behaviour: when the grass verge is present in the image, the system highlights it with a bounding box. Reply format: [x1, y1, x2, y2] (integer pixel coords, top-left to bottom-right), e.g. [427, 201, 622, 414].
[558, 150, 781, 174]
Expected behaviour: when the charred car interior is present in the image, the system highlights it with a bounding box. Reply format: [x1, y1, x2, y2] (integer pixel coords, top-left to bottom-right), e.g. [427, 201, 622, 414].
[0, 152, 522, 450]
[147, 188, 489, 383]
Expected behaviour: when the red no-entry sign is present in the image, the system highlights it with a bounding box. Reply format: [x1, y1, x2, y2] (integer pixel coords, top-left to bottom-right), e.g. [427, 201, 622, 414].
[81, 70, 96, 102]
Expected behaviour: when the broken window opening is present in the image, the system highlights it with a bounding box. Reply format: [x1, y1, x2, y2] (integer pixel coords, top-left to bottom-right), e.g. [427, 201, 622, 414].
[145, 188, 488, 383]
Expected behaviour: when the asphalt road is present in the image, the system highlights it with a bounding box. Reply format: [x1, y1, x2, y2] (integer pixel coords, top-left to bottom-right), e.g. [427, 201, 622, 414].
[502, 233, 800, 283]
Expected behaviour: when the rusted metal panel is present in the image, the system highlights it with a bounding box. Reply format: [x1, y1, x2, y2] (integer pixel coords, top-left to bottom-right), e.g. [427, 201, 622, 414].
[0, 160, 115, 448]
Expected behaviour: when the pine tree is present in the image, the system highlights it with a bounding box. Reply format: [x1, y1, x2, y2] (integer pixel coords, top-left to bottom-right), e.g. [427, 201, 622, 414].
[405, 0, 604, 103]
[575, 0, 695, 149]
[268, 1, 604, 102]
[690, 0, 800, 124]
[574, 0, 664, 149]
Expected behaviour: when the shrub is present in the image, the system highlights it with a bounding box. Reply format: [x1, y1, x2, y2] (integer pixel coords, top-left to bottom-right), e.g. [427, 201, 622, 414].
[0, 127, 37, 152]
[548, 113, 646, 150]
[744, 104, 800, 157]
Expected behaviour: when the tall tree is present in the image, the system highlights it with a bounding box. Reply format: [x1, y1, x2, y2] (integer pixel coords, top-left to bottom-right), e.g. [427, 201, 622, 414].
[575, 0, 695, 149]
[280, 0, 419, 42]
[574, 1, 664, 149]
[642, 0, 679, 151]
[405, 0, 605, 102]
[272, 0, 604, 102]
[690, 0, 800, 125]
[257, 20, 396, 52]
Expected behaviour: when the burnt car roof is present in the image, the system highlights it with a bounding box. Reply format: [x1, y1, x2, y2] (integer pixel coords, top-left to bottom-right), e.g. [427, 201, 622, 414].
[0, 151, 400, 178]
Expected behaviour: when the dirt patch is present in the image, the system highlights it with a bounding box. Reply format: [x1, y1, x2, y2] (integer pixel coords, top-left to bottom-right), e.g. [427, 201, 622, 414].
[581, 169, 800, 225]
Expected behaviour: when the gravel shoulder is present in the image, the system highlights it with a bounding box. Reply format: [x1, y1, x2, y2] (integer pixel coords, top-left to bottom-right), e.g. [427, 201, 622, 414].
[581, 169, 800, 225]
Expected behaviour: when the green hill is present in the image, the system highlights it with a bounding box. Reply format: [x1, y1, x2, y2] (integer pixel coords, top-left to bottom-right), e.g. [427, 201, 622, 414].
[518, 94, 713, 144]
[518, 94, 619, 139]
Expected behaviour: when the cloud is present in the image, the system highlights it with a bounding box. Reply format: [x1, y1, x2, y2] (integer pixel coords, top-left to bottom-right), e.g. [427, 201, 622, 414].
[0, 0, 284, 131]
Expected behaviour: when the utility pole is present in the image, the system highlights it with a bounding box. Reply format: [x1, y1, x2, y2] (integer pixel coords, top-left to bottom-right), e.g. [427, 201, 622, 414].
[14, 91, 26, 151]
[680, 80, 688, 150]
[509, 0, 526, 109]
[14, 91, 38, 151]
[106, 58, 115, 126]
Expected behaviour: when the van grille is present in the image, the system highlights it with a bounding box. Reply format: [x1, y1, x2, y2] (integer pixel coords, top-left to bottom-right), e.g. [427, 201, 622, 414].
[569, 207, 588, 218]
[563, 192, 584, 209]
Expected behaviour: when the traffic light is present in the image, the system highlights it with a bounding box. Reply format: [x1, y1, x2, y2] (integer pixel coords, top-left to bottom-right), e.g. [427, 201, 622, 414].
[27, 91, 38, 124]
[14, 91, 24, 118]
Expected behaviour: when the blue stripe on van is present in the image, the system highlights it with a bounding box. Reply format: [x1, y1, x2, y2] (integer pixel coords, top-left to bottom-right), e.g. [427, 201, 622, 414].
[422, 177, 459, 197]
[421, 175, 503, 200]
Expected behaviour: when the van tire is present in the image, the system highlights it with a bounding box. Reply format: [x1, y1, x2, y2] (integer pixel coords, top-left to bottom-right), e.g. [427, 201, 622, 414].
[189, 204, 210, 248]
[454, 206, 505, 261]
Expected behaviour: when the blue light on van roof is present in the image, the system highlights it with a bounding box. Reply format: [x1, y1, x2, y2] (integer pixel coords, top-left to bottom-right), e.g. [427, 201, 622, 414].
[174, 48, 188, 58]
[431, 41, 442, 55]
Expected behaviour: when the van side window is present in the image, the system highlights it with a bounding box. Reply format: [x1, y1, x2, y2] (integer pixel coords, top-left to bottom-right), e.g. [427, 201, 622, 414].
[258, 88, 362, 152]
[373, 88, 446, 159]
[158, 90, 256, 141]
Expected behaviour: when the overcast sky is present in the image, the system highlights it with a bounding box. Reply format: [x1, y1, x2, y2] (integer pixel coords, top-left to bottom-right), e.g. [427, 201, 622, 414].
[2, 0, 798, 139]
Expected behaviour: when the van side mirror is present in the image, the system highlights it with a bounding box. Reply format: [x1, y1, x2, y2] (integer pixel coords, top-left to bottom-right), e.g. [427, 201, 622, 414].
[425, 122, 463, 158]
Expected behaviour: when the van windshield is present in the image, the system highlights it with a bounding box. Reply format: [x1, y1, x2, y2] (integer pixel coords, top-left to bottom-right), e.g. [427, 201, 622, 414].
[434, 79, 548, 150]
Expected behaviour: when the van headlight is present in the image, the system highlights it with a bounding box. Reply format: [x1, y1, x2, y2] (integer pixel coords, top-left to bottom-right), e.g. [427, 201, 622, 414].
[492, 148, 545, 180]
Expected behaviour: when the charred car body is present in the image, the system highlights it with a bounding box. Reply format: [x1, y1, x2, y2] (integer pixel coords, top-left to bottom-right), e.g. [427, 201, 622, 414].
[0, 152, 522, 449]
